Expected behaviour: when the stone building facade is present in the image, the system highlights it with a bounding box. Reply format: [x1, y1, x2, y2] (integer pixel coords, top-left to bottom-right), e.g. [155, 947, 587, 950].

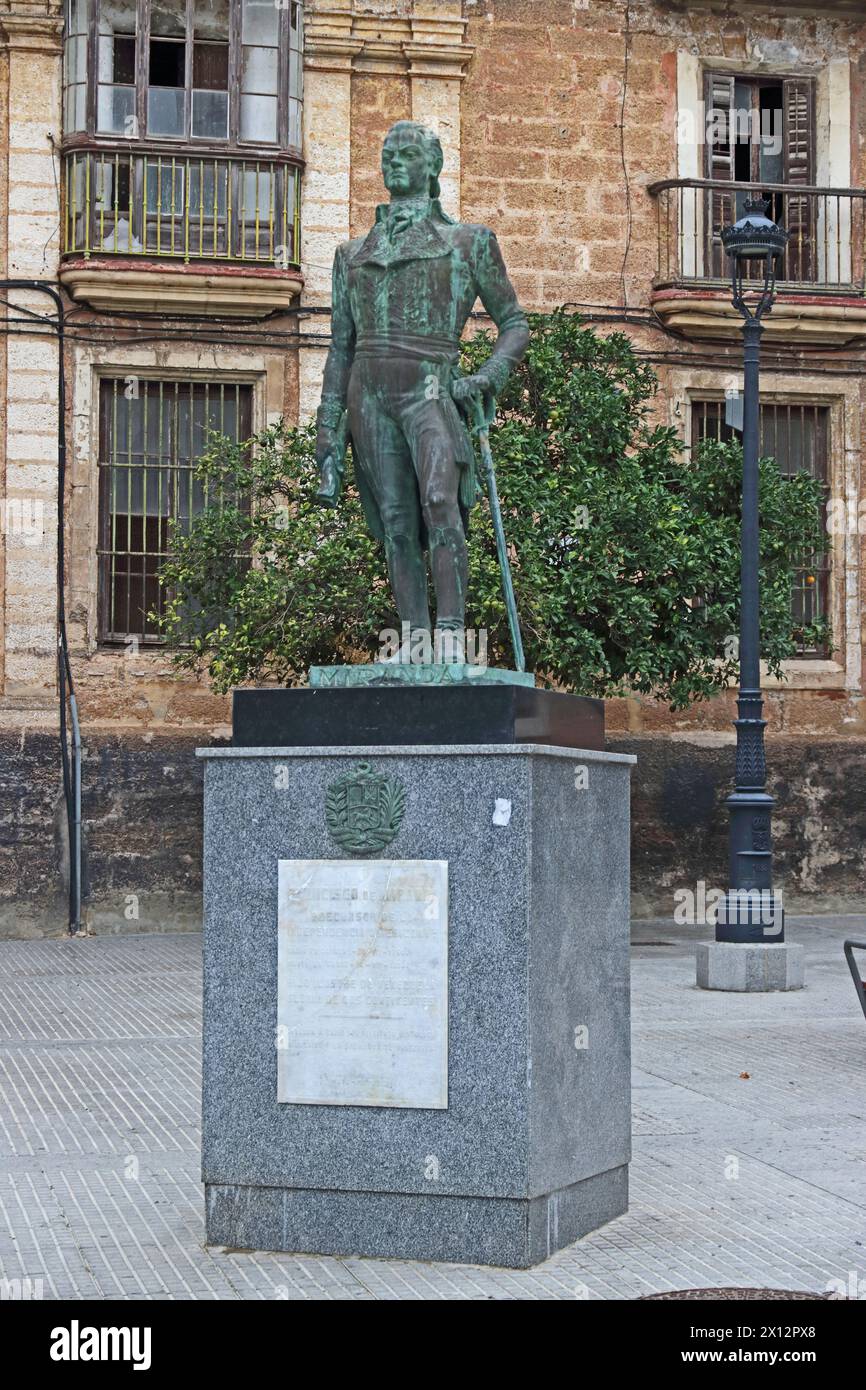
[0, 0, 864, 935]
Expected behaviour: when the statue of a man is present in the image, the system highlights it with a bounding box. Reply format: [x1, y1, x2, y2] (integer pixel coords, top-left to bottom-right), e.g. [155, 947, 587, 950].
[315, 120, 529, 651]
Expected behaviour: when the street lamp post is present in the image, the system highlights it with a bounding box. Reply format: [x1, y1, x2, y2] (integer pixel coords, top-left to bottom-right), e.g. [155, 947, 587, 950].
[696, 199, 805, 992]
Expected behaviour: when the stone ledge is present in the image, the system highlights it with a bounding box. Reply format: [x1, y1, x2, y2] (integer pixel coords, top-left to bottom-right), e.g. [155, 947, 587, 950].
[59, 263, 303, 317]
[652, 289, 866, 345]
[0, 13, 63, 53]
[205, 1167, 628, 1269]
[196, 743, 637, 764]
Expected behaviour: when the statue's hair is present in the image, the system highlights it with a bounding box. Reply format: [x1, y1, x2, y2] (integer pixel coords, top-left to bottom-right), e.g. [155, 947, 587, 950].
[383, 120, 444, 199]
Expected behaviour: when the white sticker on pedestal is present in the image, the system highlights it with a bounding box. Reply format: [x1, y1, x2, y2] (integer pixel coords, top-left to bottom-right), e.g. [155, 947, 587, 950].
[277, 859, 448, 1108]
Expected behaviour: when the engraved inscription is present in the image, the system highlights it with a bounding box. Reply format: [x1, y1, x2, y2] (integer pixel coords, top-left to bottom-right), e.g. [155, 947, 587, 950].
[277, 859, 448, 1109]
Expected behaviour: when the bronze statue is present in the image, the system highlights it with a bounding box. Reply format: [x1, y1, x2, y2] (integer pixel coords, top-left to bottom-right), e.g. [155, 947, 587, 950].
[315, 120, 529, 653]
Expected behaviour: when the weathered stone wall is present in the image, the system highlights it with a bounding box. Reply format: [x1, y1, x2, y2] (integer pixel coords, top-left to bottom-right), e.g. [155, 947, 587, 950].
[0, 731, 205, 937]
[612, 734, 866, 917]
[3, 725, 863, 938]
[59, 310, 297, 734]
[462, 0, 866, 309]
[461, 0, 866, 747]
[0, 2, 64, 710]
[350, 72, 411, 237]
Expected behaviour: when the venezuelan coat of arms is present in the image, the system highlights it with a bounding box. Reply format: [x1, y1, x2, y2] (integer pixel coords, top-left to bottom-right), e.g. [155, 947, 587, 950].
[325, 761, 406, 854]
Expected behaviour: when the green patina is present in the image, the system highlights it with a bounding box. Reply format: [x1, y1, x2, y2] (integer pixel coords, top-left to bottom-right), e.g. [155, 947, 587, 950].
[309, 663, 535, 689]
[325, 761, 406, 855]
[315, 120, 529, 646]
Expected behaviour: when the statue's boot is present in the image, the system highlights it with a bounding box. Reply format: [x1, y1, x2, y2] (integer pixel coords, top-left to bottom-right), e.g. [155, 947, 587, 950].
[383, 532, 431, 638]
[429, 524, 468, 663]
[435, 619, 465, 665]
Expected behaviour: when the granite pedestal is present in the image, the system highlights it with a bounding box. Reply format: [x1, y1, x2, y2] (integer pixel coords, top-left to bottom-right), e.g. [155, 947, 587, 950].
[199, 692, 634, 1269]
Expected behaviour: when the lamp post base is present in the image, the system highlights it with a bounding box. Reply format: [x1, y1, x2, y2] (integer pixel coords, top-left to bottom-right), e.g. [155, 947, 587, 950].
[696, 941, 805, 993]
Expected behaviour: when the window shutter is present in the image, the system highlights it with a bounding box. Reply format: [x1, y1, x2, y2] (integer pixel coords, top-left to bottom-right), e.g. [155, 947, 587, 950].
[782, 78, 815, 281]
[782, 79, 814, 185]
[705, 73, 736, 277]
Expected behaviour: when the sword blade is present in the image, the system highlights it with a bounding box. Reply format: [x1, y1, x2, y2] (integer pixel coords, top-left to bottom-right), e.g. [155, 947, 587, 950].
[476, 422, 525, 673]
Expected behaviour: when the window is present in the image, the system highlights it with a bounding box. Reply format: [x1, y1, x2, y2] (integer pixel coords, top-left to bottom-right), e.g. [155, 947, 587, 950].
[98, 378, 251, 643]
[64, 0, 90, 132]
[705, 72, 816, 281]
[691, 400, 830, 656]
[63, 0, 302, 267]
[67, 0, 303, 150]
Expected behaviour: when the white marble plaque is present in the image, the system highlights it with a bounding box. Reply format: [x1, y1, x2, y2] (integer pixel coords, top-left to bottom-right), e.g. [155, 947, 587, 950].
[277, 859, 448, 1108]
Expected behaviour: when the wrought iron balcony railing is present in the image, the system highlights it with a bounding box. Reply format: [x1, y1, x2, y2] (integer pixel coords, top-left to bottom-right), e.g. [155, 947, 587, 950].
[63, 145, 301, 268]
[648, 178, 866, 294]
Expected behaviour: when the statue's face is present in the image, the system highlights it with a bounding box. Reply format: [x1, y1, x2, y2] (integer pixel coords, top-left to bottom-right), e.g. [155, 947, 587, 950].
[381, 134, 431, 198]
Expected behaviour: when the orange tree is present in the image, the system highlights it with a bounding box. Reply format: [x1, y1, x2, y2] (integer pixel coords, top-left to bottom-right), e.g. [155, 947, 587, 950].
[157, 311, 828, 708]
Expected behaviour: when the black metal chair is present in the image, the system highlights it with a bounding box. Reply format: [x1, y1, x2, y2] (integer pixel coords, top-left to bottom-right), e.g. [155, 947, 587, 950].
[844, 941, 866, 1021]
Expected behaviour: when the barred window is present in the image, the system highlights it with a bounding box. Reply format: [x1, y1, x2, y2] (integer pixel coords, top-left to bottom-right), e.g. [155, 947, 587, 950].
[97, 377, 251, 643]
[691, 399, 830, 657]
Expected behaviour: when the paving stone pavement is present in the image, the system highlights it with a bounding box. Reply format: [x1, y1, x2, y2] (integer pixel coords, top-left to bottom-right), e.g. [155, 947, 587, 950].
[0, 918, 863, 1300]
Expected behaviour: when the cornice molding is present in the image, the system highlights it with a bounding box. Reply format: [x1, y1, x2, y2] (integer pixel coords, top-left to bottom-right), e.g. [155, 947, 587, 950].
[304, 3, 473, 81]
[0, 11, 62, 52]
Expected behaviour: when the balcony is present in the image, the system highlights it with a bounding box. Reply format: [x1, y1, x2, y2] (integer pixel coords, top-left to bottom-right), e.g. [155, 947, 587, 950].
[60, 145, 302, 316]
[648, 178, 866, 345]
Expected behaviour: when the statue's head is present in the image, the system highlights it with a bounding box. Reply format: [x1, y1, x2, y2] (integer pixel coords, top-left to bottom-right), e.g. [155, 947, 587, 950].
[381, 121, 444, 200]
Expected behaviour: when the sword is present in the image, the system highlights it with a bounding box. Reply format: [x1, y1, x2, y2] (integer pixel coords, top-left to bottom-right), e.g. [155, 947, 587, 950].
[470, 394, 526, 673]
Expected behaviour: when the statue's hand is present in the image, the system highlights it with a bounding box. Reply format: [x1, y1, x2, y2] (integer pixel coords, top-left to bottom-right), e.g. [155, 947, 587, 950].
[316, 456, 341, 507]
[451, 372, 490, 405]
[315, 424, 340, 470]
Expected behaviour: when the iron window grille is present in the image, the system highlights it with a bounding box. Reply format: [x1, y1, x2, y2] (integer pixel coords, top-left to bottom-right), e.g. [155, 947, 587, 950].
[97, 377, 251, 644]
[691, 398, 830, 657]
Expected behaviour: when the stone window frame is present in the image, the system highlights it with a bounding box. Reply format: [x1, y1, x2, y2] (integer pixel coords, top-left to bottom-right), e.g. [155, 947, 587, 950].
[69, 344, 284, 659]
[669, 368, 861, 694]
[676, 51, 851, 193]
[675, 52, 851, 282]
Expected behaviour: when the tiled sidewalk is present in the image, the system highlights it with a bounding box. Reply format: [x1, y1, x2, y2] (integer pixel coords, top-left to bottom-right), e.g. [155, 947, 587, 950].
[0, 919, 864, 1300]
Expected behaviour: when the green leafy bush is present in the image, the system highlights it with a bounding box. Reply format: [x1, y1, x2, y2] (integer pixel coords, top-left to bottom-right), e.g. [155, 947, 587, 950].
[157, 310, 828, 708]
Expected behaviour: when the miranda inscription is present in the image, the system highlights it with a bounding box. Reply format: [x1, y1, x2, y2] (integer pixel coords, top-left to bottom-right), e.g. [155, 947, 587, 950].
[277, 859, 448, 1109]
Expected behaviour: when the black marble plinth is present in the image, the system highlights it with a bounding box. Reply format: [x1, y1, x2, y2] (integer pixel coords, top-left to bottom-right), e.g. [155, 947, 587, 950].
[232, 685, 604, 750]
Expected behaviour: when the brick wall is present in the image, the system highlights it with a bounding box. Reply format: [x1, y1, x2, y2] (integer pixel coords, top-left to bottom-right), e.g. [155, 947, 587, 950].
[462, 0, 866, 309]
[462, 0, 666, 310]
